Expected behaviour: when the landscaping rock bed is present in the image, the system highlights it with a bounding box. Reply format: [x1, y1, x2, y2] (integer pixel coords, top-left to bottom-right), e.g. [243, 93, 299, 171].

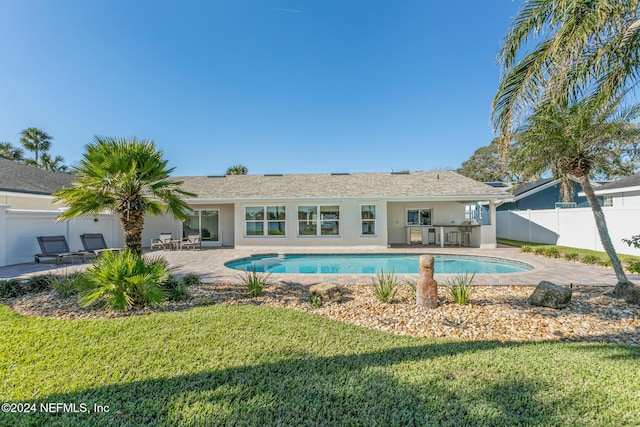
[3, 282, 639, 345]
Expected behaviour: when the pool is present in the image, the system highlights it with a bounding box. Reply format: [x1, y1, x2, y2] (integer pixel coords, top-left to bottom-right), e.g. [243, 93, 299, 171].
[225, 254, 533, 275]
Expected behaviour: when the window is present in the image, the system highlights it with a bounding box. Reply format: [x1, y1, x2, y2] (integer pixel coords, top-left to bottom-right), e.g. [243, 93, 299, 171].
[298, 205, 340, 236]
[361, 205, 376, 235]
[245, 206, 285, 236]
[603, 195, 613, 207]
[407, 208, 432, 225]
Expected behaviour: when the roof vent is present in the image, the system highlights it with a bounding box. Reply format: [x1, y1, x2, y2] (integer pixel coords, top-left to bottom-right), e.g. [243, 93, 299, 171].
[331, 172, 350, 176]
[391, 171, 410, 175]
[207, 175, 226, 178]
[264, 174, 283, 177]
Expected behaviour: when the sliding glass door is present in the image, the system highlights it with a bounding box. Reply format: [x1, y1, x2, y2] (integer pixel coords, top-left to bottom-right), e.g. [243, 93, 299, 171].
[183, 210, 220, 246]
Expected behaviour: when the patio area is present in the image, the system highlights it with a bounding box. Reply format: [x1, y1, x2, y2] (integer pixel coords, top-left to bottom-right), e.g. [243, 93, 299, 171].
[1, 246, 637, 287]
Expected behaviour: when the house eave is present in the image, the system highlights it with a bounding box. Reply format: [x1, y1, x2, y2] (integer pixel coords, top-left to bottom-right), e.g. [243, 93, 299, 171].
[185, 194, 508, 204]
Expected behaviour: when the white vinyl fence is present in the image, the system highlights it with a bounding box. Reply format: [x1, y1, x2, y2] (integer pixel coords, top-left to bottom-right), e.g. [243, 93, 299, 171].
[0, 205, 125, 267]
[497, 207, 640, 256]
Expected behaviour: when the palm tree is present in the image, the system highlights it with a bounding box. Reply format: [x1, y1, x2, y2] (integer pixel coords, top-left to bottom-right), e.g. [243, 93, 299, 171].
[20, 127, 52, 165]
[226, 164, 248, 175]
[53, 136, 196, 254]
[0, 142, 24, 161]
[513, 94, 640, 302]
[492, 1, 640, 138]
[39, 152, 68, 172]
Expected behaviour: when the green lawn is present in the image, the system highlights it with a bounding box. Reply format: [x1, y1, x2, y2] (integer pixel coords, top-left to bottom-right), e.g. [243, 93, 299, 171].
[1, 304, 639, 426]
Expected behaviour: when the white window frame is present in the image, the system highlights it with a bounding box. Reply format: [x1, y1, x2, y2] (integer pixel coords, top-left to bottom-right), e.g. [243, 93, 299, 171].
[360, 204, 376, 236]
[244, 206, 286, 237]
[406, 208, 432, 226]
[297, 204, 340, 237]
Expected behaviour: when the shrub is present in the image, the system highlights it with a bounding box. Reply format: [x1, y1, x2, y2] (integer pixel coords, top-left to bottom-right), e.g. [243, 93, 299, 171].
[196, 297, 216, 307]
[582, 255, 600, 264]
[0, 279, 24, 298]
[164, 276, 189, 301]
[238, 268, 271, 297]
[24, 275, 54, 293]
[520, 245, 532, 253]
[309, 294, 323, 308]
[181, 273, 201, 287]
[445, 273, 476, 305]
[564, 252, 579, 261]
[533, 247, 546, 256]
[51, 272, 85, 297]
[627, 261, 640, 274]
[371, 269, 398, 303]
[545, 247, 560, 258]
[77, 250, 169, 311]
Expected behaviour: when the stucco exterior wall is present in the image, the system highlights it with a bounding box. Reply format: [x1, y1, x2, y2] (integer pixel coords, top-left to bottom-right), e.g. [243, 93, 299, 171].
[610, 190, 640, 207]
[234, 199, 388, 248]
[0, 193, 67, 210]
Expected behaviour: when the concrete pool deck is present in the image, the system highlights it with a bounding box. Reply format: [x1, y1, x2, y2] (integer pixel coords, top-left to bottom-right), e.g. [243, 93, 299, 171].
[2, 246, 639, 287]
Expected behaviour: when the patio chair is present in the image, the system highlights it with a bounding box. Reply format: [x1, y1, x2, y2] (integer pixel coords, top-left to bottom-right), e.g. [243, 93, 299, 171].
[35, 235, 87, 264]
[79, 233, 123, 256]
[181, 232, 202, 250]
[150, 232, 173, 251]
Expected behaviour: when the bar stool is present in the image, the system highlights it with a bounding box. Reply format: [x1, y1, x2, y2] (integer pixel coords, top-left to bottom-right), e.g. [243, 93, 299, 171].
[448, 231, 460, 246]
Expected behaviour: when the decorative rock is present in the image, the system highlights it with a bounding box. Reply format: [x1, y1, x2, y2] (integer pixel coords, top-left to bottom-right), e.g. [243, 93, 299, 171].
[528, 281, 572, 309]
[416, 255, 438, 309]
[310, 283, 343, 303]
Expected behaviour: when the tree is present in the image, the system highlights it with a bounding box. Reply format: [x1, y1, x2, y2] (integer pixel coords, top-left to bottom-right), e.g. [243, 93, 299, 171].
[20, 127, 52, 165]
[0, 142, 24, 161]
[492, 1, 640, 139]
[53, 136, 196, 254]
[513, 94, 640, 303]
[38, 152, 68, 172]
[457, 139, 514, 182]
[226, 164, 248, 175]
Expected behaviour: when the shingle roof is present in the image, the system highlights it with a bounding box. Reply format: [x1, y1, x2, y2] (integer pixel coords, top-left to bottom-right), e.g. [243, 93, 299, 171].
[592, 173, 640, 192]
[510, 178, 555, 197]
[176, 170, 508, 201]
[0, 158, 75, 195]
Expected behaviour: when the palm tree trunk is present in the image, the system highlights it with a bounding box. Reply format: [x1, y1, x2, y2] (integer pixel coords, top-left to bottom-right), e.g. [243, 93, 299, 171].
[579, 176, 640, 303]
[119, 211, 145, 255]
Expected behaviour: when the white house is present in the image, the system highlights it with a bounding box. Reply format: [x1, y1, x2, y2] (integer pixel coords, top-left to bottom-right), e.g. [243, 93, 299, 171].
[589, 173, 640, 207]
[142, 171, 509, 250]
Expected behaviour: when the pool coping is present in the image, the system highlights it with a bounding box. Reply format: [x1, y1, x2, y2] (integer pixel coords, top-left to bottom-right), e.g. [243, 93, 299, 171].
[2, 246, 637, 287]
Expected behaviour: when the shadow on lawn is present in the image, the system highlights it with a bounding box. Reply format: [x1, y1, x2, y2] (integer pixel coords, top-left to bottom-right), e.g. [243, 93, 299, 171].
[3, 340, 616, 427]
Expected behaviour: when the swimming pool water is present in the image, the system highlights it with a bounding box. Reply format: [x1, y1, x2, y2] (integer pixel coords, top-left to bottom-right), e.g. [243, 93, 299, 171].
[225, 254, 532, 274]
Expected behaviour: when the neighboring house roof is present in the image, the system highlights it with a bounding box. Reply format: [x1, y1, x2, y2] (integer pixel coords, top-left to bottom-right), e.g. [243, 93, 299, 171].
[510, 178, 555, 197]
[177, 171, 508, 202]
[592, 173, 640, 195]
[0, 158, 75, 195]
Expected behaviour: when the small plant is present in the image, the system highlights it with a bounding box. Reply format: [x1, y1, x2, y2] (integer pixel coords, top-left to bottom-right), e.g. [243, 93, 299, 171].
[164, 276, 189, 301]
[564, 252, 579, 261]
[627, 261, 640, 274]
[196, 297, 216, 306]
[582, 254, 599, 264]
[520, 245, 532, 253]
[238, 268, 271, 297]
[24, 275, 54, 293]
[0, 279, 24, 298]
[545, 247, 560, 258]
[181, 273, 201, 287]
[371, 269, 398, 303]
[309, 294, 323, 308]
[77, 250, 170, 311]
[445, 273, 476, 305]
[598, 258, 613, 267]
[533, 247, 546, 256]
[51, 272, 85, 297]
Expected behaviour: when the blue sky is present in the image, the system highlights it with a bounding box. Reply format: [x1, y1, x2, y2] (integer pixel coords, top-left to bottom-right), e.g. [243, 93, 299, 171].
[0, 1, 521, 176]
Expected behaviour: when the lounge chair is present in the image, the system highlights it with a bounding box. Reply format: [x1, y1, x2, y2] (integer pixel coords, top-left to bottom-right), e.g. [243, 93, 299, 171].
[181, 232, 202, 250]
[35, 235, 87, 264]
[79, 233, 123, 256]
[150, 232, 173, 251]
